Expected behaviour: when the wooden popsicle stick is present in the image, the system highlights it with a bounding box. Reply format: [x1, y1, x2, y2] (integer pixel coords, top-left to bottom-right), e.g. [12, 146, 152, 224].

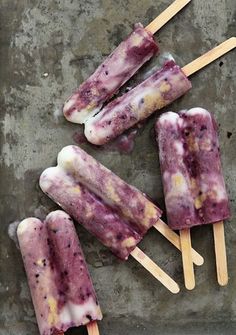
[130, 246, 180, 294]
[145, 0, 191, 34]
[182, 37, 236, 77]
[180, 229, 195, 290]
[153, 219, 204, 266]
[213, 221, 228, 286]
[87, 321, 100, 335]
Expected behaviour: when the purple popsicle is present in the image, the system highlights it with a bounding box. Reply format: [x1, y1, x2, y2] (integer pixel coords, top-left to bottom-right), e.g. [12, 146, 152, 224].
[63, 23, 158, 124]
[156, 107, 230, 230]
[17, 210, 102, 335]
[84, 60, 192, 145]
[39, 145, 162, 260]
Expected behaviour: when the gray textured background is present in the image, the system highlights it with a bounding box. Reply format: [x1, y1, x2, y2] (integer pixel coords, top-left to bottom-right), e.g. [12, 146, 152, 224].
[1, 0, 236, 334]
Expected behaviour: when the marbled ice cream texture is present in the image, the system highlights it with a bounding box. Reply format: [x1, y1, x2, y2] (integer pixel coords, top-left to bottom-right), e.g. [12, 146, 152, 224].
[84, 60, 192, 145]
[17, 210, 102, 335]
[63, 23, 158, 124]
[156, 108, 230, 230]
[39, 145, 162, 259]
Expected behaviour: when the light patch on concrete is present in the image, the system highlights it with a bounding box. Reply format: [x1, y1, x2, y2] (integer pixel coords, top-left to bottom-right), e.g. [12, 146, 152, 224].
[33, 205, 49, 220]
[8, 221, 20, 249]
[192, 1, 228, 42]
[19, 281, 31, 301]
[53, 107, 63, 124]
[1, 299, 21, 322]
[1, 98, 61, 179]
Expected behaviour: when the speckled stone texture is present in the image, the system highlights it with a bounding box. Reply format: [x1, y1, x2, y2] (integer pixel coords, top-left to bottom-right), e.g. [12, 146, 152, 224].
[0, 0, 236, 334]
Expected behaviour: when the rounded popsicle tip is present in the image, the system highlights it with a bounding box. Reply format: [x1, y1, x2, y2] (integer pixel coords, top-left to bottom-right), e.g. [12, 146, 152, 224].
[184, 107, 209, 117]
[46, 210, 72, 222]
[57, 145, 78, 167]
[17, 218, 42, 236]
[157, 111, 179, 125]
[84, 121, 104, 146]
[46, 210, 75, 234]
[63, 95, 100, 125]
[39, 166, 58, 193]
[63, 96, 84, 124]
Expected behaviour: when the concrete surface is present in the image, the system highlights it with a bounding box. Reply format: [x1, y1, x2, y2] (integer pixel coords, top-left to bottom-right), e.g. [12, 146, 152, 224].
[1, 0, 236, 334]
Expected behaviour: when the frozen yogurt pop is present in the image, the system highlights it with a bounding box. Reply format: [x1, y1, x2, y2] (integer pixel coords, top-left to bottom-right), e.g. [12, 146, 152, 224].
[63, 0, 191, 123]
[156, 108, 230, 230]
[85, 60, 191, 145]
[17, 210, 102, 335]
[40, 146, 184, 293]
[84, 38, 236, 145]
[156, 108, 230, 287]
[40, 146, 162, 260]
[63, 23, 158, 124]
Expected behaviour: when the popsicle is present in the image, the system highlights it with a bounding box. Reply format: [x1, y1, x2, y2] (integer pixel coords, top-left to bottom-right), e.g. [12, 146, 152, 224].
[84, 38, 236, 145]
[39, 145, 203, 292]
[63, 0, 191, 124]
[156, 108, 230, 287]
[17, 210, 102, 335]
